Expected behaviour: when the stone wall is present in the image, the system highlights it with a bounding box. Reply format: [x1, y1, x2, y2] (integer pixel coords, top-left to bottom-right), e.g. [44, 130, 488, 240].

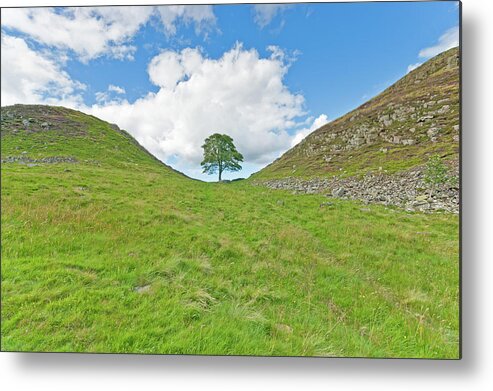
[255, 161, 459, 214]
[1, 156, 78, 164]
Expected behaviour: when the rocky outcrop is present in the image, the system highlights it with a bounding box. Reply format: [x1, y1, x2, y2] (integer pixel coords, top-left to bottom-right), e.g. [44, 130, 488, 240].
[256, 47, 460, 180]
[1, 105, 88, 137]
[1, 156, 78, 164]
[255, 160, 459, 214]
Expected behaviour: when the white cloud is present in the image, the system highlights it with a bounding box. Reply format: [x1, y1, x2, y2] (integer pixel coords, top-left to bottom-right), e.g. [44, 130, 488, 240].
[95, 84, 127, 104]
[1, 11, 312, 179]
[87, 44, 307, 175]
[267, 45, 300, 66]
[419, 26, 459, 59]
[407, 25, 459, 75]
[1, 7, 152, 62]
[1, 6, 217, 62]
[1, 33, 85, 106]
[95, 91, 108, 104]
[253, 5, 290, 28]
[108, 84, 126, 94]
[291, 114, 329, 147]
[156, 5, 216, 36]
[407, 62, 422, 73]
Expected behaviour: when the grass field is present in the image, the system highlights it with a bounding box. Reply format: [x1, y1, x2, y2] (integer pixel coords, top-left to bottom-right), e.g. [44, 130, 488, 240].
[1, 107, 459, 358]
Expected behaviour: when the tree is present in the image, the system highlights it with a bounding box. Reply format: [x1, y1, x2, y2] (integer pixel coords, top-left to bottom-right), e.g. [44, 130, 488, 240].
[201, 133, 244, 181]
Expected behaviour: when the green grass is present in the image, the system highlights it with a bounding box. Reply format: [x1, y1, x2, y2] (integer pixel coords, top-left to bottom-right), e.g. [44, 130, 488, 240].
[254, 140, 459, 180]
[1, 106, 459, 358]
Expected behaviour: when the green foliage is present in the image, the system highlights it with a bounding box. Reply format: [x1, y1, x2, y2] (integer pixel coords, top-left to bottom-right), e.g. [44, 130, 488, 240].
[424, 154, 449, 186]
[1, 107, 459, 358]
[201, 133, 243, 181]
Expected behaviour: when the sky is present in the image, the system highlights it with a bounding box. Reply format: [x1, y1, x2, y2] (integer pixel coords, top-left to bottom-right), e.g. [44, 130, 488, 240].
[1, 1, 460, 181]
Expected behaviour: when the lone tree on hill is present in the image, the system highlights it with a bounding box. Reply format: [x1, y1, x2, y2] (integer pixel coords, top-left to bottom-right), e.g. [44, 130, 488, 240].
[201, 133, 243, 181]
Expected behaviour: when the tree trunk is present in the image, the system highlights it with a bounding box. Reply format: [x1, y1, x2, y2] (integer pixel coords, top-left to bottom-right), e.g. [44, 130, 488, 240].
[218, 160, 223, 181]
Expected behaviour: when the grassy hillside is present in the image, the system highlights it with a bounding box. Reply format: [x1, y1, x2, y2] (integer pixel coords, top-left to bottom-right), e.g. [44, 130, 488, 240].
[1, 105, 184, 174]
[1, 105, 459, 358]
[254, 47, 459, 180]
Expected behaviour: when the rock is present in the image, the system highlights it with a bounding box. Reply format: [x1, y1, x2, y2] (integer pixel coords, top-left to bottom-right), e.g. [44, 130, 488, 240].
[417, 115, 434, 123]
[1, 155, 78, 165]
[447, 54, 459, 69]
[350, 136, 365, 146]
[427, 127, 440, 138]
[379, 114, 393, 127]
[437, 105, 450, 114]
[332, 188, 346, 197]
[22, 119, 30, 127]
[254, 158, 459, 214]
[134, 285, 151, 294]
[320, 202, 334, 208]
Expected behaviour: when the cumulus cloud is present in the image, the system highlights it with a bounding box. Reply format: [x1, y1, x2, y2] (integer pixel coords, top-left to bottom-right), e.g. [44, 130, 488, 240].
[291, 114, 329, 147]
[253, 4, 290, 28]
[108, 84, 126, 94]
[1, 3, 320, 179]
[1, 33, 85, 106]
[95, 84, 127, 105]
[87, 44, 311, 174]
[1, 7, 152, 62]
[419, 26, 459, 58]
[1, 6, 217, 62]
[156, 5, 216, 36]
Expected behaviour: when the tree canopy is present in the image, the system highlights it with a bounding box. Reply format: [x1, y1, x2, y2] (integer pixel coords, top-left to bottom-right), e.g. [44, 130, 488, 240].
[201, 133, 243, 181]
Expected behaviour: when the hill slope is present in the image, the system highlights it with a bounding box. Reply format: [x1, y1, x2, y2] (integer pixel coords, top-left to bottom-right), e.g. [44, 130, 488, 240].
[1, 104, 184, 176]
[1, 103, 458, 357]
[254, 47, 459, 179]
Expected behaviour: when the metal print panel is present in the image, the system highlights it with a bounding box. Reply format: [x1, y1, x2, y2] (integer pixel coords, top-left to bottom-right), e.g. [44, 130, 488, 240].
[0, 1, 461, 358]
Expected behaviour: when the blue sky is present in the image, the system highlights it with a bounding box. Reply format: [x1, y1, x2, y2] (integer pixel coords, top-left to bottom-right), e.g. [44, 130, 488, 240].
[1, 2, 459, 180]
